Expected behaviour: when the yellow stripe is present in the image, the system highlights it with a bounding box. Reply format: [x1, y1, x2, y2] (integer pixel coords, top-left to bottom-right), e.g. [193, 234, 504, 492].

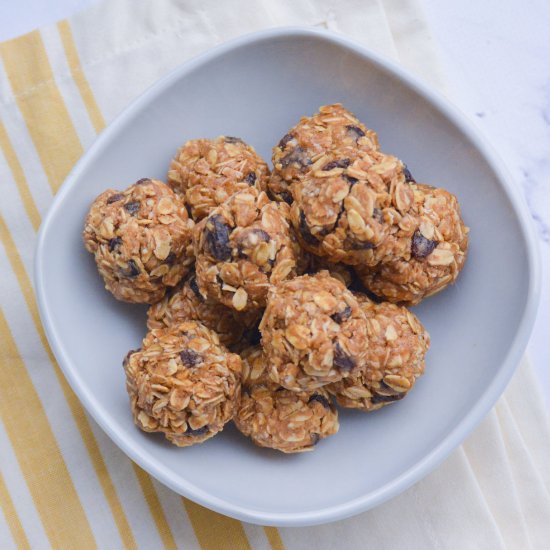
[264, 527, 285, 550]
[0, 470, 31, 550]
[0, 215, 137, 549]
[0, 120, 41, 232]
[0, 309, 96, 548]
[0, 31, 83, 193]
[57, 20, 105, 134]
[183, 498, 252, 550]
[132, 465, 177, 550]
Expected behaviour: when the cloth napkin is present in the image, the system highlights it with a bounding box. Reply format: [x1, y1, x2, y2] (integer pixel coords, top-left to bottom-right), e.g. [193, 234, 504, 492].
[0, 0, 549, 548]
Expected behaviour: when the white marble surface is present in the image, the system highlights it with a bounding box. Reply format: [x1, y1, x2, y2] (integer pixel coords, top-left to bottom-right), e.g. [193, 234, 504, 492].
[1, 0, 549, 409]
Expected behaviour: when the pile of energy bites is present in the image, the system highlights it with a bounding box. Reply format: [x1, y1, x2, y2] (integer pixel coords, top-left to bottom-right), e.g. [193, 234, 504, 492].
[83, 104, 469, 453]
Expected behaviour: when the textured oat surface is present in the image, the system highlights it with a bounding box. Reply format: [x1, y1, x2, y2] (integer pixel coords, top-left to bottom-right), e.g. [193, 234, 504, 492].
[268, 104, 379, 203]
[355, 183, 469, 305]
[124, 321, 242, 447]
[260, 271, 368, 391]
[235, 346, 339, 452]
[194, 187, 299, 312]
[147, 273, 248, 347]
[83, 178, 194, 304]
[328, 294, 429, 410]
[168, 136, 269, 221]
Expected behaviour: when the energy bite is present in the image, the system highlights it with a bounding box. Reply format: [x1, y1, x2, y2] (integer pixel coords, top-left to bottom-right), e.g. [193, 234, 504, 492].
[328, 295, 429, 411]
[234, 346, 339, 453]
[355, 183, 469, 305]
[83, 178, 194, 304]
[290, 152, 411, 265]
[167, 136, 270, 221]
[147, 274, 246, 347]
[268, 103, 379, 203]
[260, 271, 368, 391]
[194, 187, 298, 312]
[124, 320, 242, 447]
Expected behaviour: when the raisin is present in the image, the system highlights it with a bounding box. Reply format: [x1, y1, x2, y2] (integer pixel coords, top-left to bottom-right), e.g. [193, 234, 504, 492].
[299, 211, 319, 246]
[346, 125, 365, 140]
[280, 146, 311, 169]
[310, 433, 320, 446]
[308, 394, 330, 409]
[373, 208, 383, 222]
[278, 133, 294, 149]
[330, 305, 352, 324]
[225, 136, 244, 144]
[333, 342, 355, 371]
[185, 425, 209, 436]
[403, 165, 416, 183]
[124, 201, 140, 215]
[164, 252, 176, 264]
[108, 237, 122, 251]
[245, 171, 256, 185]
[124, 260, 140, 278]
[135, 178, 151, 186]
[279, 191, 293, 204]
[205, 215, 232, 261]
[106, 193, 124, 204]
[411, 230, 438, 259]
[189, 276, 204, 301]
[343, 174, 358, 186]
[180, 349, 201, 367]
[122, 348, 140, 367]
[371, 393, 405, 404]
[323, 158, 351, 171]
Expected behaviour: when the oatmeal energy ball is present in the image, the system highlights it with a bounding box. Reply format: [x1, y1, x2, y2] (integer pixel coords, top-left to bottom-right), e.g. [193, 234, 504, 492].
[124, 321, 242, 447]
[355, 183, 469, 305]
[328, 295, 429, 411]
[268, 103, 379, 203]
[234, 346, 339, 453]
[167, 136, 270, 221]
[194, 187, 298, 312]
[260, 271, 368, 392]
[290, 152, 412, 265]
[147, 274, 247, 348]
[83, 178, 194, 304]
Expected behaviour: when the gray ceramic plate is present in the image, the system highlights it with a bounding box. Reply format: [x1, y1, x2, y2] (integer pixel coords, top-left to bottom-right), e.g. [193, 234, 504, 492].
[35, 28, 540, 526]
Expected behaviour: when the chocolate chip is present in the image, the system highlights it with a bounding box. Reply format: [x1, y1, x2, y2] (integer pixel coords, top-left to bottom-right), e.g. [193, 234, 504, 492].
[205, 215, 232, 261]
[278, 133, 294, 149]
[323, 158, 351, 171]
[225, 136, 244, 144]
[403, 165, 416, 183]
[189, 276, 204, 301]
[106, 193, 124, 204]
[411, 230, 438, 259]
[346, 125, 365, 140]
[135, 178, 151, 186]
[279, 191, 293, 204]
[185, 425, 209, 436]
[124, 201, 140, 216]
[299, 211, 319, 246]
[330, 305, 352, 324]
[310, 433, 320, 445]
[108, 237, 122, 251]
[333, 342, 355, 371]
[343, 174, 358, 186]
[245, 171, 256, 185]
[371, 393, 405, 404]
[280, 146, 311, 169]
[308, 394, 330, 409]
[124, 259, 140, 278]
[180, 349, 201, 367]
[164, 252, 176, 264]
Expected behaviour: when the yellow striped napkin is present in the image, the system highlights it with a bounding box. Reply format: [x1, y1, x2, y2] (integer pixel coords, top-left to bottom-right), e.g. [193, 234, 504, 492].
[1, 0, 549, 548]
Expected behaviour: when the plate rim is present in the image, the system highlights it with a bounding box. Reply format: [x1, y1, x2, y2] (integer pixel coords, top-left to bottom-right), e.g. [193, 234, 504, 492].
[34, 26, 541, 526]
